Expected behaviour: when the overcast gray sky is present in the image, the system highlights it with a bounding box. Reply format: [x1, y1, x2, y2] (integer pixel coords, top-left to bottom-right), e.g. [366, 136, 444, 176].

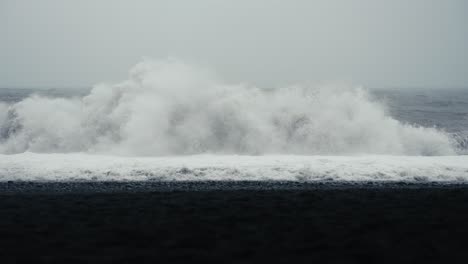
[1, 0, 467, 88]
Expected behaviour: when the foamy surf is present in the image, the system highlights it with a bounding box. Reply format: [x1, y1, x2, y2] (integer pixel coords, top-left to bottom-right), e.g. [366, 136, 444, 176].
[1, 153, 467, 183]
[1, 59, 465, 183]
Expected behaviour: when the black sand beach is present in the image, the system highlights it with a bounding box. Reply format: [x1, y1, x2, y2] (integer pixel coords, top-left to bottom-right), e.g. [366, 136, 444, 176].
[1, 182, 468, 263]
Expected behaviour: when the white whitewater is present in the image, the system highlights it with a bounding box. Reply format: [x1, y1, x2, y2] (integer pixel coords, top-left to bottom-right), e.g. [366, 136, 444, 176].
[0, 59, 466, 182]
[1, 153, 467, 182]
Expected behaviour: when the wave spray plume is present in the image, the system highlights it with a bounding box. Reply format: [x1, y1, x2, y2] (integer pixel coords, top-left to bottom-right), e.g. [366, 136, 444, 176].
[0, 59, 455, 156]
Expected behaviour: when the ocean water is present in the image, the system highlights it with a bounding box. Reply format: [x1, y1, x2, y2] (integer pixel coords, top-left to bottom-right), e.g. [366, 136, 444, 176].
[0, 59, 467, 182]
[373, 88, 468, 153]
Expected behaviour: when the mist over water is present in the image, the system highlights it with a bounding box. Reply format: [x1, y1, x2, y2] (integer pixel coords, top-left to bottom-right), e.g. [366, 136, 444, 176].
[0, 59, 457, 156]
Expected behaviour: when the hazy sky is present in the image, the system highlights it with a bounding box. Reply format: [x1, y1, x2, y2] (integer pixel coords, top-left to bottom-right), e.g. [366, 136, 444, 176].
[1, 0, 467, 88]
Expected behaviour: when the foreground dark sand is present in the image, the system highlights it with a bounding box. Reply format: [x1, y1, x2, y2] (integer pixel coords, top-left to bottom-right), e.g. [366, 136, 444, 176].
[1, 182, 468, 263]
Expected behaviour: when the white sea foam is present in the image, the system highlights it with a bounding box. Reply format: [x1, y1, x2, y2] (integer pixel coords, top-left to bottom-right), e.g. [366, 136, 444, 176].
[0, 59, 457, 156]
[0, 153, 467, 182]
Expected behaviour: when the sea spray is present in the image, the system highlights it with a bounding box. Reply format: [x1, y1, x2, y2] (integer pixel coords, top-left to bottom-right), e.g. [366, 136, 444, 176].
[0, 59, 456, 156]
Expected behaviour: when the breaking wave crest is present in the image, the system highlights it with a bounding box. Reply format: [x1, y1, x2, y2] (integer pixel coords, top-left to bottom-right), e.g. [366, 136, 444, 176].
[0, 59, 457, 156]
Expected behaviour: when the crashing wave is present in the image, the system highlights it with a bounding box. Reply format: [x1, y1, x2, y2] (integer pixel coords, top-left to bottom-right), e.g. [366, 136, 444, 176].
[0, 59, 457, 156]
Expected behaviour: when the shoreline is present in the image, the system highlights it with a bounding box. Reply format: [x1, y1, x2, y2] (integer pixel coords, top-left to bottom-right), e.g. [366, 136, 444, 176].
[2, 180, 468, 194]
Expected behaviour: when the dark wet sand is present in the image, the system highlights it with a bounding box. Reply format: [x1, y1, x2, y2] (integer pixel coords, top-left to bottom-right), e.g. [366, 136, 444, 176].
[1, 182, 468, 263]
